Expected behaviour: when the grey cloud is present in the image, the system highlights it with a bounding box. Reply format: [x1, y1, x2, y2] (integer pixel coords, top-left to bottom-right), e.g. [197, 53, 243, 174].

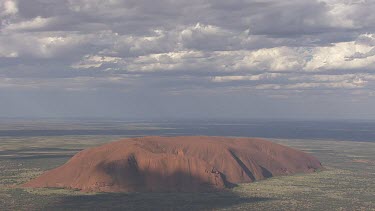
[346, 47, 375, 60]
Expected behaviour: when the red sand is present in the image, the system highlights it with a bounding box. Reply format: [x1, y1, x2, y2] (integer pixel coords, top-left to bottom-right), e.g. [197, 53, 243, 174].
[23, 136, 322, 192]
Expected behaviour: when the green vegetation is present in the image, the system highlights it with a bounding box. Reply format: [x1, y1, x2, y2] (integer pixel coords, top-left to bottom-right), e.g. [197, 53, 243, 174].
[0, 136, 374, 210]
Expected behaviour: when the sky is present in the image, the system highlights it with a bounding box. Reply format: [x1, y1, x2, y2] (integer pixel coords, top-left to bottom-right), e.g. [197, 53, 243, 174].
[0, 0, 374, 120]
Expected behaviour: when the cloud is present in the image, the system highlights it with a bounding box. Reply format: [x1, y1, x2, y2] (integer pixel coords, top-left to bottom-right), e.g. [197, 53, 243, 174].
[212, 73, 283, 82]
[0, 0, 18, 17]
[3, 16, 53, 32]
[0, 0, 374, 96]
[305, 40, 375, 71]
[72, 55, 122, 69]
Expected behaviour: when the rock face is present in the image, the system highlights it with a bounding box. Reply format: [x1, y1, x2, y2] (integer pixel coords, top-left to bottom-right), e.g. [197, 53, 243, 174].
[23, 136, 322, 192]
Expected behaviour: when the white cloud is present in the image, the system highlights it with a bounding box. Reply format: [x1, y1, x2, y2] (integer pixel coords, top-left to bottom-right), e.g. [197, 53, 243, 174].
[0, 0, 18, 17]
[255, 80, 366, 90]
[0, 32, 94, 59]
[212, 73, 283, 82]
[305, 39, 375, 71]
[233, 47, 307, 71]
[72, 55, 122, 69]
[3, 16, 53, 32]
